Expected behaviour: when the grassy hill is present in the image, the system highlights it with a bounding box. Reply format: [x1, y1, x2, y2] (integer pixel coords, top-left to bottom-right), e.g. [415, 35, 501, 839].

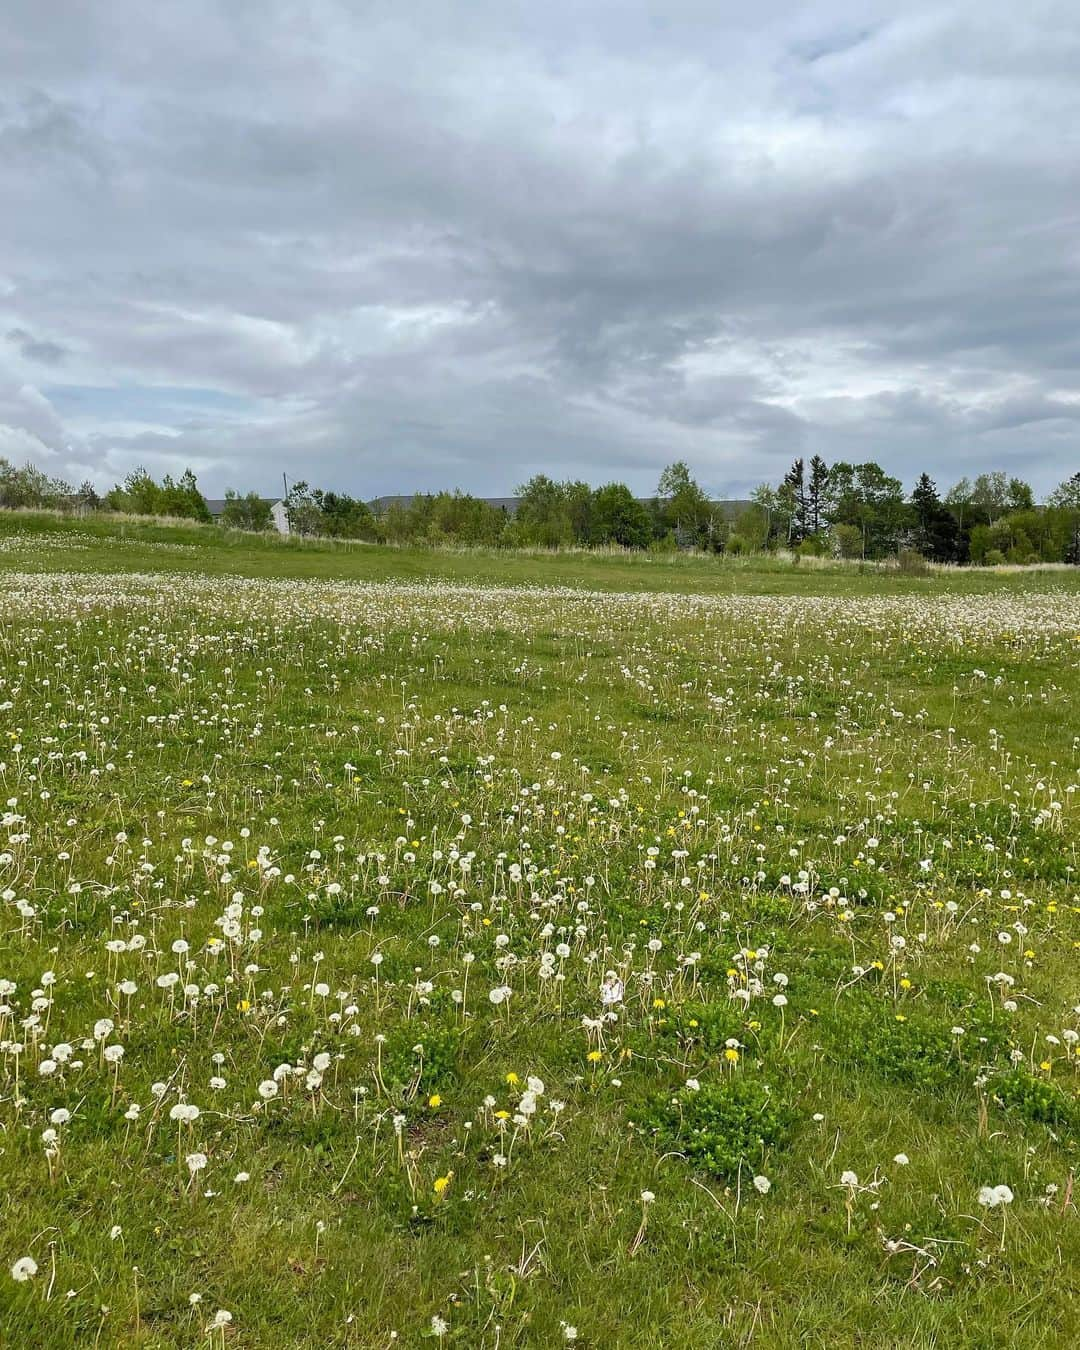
[2, 507, 1078, 595]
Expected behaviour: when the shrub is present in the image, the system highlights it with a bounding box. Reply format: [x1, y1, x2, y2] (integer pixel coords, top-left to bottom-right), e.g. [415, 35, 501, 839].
[648, 532, 679, 555]
[896, 548, 930, 575]
[990, 1069, 1080, 1133]
[644, 1077, 794, 1179]
[831, 524, 863, 559]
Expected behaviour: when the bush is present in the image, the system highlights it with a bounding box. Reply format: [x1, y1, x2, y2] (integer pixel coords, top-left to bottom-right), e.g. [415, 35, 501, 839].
[221, 491, 273, 532]
[648, 533, 679, 555]
[644, 1077, 794, 1179]
[990, 1069, 1080, 1133]
[896, 548, 930, 575]
[831, 524, 863, 559]
[106, 467, 210, 522]
[985, 549, 1006, 566]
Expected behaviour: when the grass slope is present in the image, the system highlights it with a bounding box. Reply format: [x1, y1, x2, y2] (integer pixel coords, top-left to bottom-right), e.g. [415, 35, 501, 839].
[3, 507, 1080, 595]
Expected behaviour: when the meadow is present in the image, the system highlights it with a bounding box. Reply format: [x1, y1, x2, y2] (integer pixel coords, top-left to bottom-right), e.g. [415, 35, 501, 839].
[0, 518, 1078, 1347]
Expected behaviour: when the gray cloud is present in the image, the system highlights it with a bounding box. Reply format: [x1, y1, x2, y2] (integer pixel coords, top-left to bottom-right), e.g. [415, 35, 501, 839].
[6, 328, 68, 366]
[0, 0, 1078, 497]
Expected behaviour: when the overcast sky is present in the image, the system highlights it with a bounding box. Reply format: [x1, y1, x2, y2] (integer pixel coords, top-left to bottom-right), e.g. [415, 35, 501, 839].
[2, 1, 1079, 499]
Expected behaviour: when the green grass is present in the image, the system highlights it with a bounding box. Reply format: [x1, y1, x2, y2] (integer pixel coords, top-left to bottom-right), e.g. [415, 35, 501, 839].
[0, 516, 1077, 1346]
[3, 507, 1080, 595]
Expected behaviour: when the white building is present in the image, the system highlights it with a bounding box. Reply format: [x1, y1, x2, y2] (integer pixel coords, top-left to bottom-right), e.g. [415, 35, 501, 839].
[268, 498, 290, 535]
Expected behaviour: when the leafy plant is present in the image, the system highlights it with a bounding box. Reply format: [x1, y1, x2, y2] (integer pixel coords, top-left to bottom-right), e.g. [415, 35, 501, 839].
[644, 1077, 794, 1179]
[990, 1069, 1080, 1134]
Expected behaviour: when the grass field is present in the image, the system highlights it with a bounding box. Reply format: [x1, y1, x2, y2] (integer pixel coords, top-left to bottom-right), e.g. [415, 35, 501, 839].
[0, 516, 1079, 1347]
[4, 507, 1080, 596]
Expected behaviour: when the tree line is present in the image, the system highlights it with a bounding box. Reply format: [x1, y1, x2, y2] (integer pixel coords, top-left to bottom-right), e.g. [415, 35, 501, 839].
[285, 463, 733, 548]
[0, 462, 213, 522]
[1, 455, 1078, 563]
[743, 459, 1080, 564]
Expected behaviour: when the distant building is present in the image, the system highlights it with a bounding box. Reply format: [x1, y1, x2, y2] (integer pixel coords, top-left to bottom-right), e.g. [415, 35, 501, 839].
[204, 498, 290, 535]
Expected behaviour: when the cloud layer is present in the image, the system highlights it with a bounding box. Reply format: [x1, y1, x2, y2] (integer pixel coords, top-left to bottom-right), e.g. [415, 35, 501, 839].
[2, 0, 1079, 497]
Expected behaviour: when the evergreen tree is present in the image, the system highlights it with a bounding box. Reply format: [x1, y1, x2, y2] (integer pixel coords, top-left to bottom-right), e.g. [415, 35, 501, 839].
[159, 469, 211, 522]
[910, 473, 958, 562]
[911, 473, 939, 538]
[106, 467, 161, 515]
[315, 491, 377, 539]
[1047, 472, 1080, 565]
[779, 458, 809, 543]
[807, 455, 829, 535]
[76, 481, 101, 512]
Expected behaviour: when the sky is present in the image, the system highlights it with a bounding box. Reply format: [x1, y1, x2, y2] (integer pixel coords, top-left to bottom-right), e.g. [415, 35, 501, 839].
[1, 0, 1079, 500]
